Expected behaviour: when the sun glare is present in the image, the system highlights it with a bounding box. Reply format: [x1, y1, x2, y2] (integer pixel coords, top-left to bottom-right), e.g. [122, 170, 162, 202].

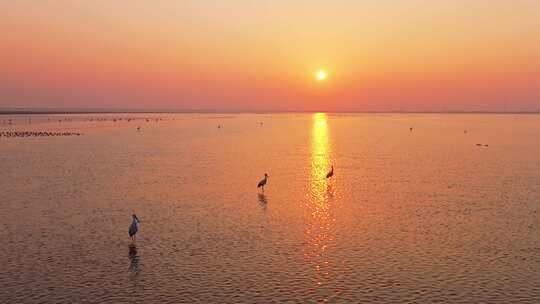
[316, 70, 327, 82]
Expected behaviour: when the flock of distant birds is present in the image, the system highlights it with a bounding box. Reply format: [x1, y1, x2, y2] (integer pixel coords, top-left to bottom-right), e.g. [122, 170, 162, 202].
[1, 115, 489, 148]
[0, 116, 166, 138]
[0, 130, 82, 137]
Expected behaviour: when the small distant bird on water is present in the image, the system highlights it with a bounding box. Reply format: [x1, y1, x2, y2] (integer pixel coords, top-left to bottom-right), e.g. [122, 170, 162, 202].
[128, 214, 140, 241]
[410, 127, 413, 132]
[257, 173, 269, 192]
[326, 165, 334, 179]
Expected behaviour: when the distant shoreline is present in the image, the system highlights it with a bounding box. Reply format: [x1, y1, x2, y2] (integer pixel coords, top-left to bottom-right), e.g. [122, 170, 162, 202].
[0, 109, 539, 115]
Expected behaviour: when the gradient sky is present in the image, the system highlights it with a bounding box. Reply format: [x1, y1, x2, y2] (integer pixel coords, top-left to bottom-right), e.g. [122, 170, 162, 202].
[1, 1, 539, 111]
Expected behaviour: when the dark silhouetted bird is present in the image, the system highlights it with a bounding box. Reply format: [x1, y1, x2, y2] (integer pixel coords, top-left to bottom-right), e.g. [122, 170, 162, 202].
[326, 166, 334, 179]
[257, 173, 269, 191]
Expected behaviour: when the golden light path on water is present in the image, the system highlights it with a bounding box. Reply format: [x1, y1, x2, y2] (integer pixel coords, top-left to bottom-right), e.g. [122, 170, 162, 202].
[304, 113, 337, 295]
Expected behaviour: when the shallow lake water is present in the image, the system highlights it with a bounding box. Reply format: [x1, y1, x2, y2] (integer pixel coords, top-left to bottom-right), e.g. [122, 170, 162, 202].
[1, 113, 539, 303]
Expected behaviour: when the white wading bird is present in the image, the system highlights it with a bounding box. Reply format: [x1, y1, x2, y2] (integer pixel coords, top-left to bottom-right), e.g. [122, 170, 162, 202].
[128, 214, 140, 241]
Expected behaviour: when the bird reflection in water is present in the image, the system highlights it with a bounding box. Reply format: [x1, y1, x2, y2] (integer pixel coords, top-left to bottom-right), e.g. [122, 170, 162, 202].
[304, 113, 337, 296]
[128, 243, 140, 276]
[257, 193, 268, 209]
[326, 183, 335, 199]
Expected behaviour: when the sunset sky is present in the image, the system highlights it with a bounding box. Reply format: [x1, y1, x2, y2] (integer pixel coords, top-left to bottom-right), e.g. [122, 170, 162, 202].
[1, 1, 539, 112]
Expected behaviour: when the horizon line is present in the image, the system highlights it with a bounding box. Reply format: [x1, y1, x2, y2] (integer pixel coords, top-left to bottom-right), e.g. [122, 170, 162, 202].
[0, 107, 539, 115]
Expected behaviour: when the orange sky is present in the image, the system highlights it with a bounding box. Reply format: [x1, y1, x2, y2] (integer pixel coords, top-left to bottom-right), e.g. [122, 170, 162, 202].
[1, 1, 539, 111]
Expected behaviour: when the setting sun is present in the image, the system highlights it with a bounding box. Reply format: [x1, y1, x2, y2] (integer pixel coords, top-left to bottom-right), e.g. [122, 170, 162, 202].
[316, 70, 327, 82]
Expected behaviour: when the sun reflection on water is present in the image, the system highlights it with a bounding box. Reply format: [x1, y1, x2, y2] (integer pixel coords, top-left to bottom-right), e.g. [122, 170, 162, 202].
[304, 113, 336, 294]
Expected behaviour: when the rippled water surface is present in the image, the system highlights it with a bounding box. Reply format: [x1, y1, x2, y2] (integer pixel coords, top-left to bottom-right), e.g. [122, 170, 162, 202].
[1, 113, 539, 303]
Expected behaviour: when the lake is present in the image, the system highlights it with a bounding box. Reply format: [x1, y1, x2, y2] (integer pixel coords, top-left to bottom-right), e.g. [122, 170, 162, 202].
[1, 113, 539, 303]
